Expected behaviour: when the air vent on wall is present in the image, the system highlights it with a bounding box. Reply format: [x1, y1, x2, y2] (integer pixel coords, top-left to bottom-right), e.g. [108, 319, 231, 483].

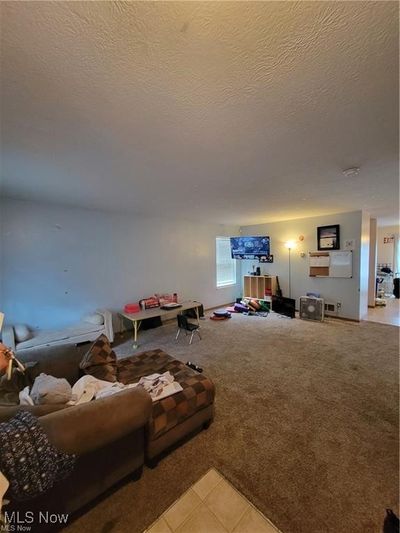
[324, 303, 336, 314]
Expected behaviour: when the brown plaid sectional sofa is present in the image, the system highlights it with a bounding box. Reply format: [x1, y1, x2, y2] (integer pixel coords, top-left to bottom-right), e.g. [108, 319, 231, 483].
[1, 343, 215, 527]
[117, 349, 215, 464]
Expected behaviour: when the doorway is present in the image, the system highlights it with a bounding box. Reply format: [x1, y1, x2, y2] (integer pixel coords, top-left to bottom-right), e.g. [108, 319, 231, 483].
[366, 224, 399, 326]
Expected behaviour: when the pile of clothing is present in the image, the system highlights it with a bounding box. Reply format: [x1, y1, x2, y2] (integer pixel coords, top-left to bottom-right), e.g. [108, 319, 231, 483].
[18, 371, 182, 407]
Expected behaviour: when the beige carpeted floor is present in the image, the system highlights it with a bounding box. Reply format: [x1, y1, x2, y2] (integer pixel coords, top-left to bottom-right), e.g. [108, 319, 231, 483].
[65, 312, 399, 533]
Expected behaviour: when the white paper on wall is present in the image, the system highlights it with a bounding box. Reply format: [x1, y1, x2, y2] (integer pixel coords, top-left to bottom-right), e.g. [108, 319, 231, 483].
[309, 255, 330, 267]
[344, 239, 355, 250]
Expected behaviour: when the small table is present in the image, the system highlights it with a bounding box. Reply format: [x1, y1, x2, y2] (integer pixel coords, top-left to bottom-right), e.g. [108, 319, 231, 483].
[120, 301, 201, 349]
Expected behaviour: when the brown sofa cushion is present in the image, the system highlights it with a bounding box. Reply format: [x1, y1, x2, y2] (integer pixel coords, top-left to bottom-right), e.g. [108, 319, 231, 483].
[80, 335, 117, 382]
[117, 349, 215, 440]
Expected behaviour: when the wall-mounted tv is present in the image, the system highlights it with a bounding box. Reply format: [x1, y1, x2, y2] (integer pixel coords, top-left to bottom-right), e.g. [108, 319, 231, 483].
[230, 236, 270, 259]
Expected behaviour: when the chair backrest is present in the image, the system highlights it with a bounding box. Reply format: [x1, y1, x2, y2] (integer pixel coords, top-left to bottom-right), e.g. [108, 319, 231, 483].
[177, 314, 189, 330]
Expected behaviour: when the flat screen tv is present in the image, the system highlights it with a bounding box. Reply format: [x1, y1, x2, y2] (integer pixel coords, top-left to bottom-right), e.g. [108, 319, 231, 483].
[230, 236, 270, 259]
[272, 296, 296, 319]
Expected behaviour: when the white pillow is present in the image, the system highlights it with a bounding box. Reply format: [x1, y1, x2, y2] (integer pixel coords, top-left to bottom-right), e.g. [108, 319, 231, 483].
[14, 324, 32, 342]
[82, 313, 104, 326]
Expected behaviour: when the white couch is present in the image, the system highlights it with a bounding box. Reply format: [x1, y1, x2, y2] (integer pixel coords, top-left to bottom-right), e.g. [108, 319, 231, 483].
[1, 309, 114, 352]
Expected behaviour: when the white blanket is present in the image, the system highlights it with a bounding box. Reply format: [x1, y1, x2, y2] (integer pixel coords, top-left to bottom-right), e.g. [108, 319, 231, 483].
[64, 375, 133, 405]
[68, 372, 182, 405]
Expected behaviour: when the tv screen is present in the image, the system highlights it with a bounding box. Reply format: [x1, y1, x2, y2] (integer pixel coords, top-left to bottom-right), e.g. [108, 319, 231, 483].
[230, 236, 270, 259]
[272, 296, 296, 319]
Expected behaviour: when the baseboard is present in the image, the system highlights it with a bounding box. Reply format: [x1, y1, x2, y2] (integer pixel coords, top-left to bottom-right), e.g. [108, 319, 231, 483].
[327, 315, 360, 323]
[204, 302, 234, 313]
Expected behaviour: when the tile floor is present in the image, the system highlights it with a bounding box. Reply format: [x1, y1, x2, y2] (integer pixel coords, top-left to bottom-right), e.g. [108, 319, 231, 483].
[143, 468, 282, 533]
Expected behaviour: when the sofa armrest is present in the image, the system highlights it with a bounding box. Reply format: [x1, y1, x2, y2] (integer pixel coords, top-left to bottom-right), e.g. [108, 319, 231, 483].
[96, 309, 114, 343]
[39, 386, 152, 456]
[1, 325, 16, 351]
[0, 404, 66, 423]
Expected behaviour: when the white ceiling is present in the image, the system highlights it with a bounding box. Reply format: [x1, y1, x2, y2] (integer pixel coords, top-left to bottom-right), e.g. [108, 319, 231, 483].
[1, 1, 399, 226]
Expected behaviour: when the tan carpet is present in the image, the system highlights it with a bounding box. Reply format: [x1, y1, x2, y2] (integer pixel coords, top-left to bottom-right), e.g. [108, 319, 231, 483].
[65, 313, 399, 533]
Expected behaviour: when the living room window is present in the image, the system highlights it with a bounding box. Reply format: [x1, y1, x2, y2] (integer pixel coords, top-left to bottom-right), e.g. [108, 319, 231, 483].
[216, 237, 236, 288]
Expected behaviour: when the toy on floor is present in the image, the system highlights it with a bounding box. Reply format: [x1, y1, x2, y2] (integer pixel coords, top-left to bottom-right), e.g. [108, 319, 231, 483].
[233, 298, 270, 316]
[210, 310, 231, 321]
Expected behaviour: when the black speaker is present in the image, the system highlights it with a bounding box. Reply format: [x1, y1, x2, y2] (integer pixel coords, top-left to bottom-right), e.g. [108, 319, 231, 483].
[394, 278, 399, 299]
[272, 296, 296, 319]
[141, 317, 162, 330]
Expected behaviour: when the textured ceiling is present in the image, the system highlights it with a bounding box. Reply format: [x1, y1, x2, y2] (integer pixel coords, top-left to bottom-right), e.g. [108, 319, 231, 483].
[1, 1, 399, 225]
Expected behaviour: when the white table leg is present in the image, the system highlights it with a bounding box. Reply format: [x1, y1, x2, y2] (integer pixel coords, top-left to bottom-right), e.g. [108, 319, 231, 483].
[132, 320, 141, 349]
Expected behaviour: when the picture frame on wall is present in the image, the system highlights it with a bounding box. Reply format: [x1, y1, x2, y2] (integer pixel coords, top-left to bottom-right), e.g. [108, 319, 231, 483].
[317, 224, 340, 250]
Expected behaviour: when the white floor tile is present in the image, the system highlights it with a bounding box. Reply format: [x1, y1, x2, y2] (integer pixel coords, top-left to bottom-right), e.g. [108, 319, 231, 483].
[164, 489, 202, 531]
[205, 479, 249, 532]
[192, 469, 224, 500]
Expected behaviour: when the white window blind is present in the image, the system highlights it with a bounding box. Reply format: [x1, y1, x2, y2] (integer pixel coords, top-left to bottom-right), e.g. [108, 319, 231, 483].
[216, 237, 236, 288]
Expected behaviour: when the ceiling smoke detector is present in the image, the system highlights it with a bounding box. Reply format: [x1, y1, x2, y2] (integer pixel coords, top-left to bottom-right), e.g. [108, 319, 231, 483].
[342, 167, 360, 177]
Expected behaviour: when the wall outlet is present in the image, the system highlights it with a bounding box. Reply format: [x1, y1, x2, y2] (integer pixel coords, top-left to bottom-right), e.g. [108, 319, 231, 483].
[336, 301, 342, 310]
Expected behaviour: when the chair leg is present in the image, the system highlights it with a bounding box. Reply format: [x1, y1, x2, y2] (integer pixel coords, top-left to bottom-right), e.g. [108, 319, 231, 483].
[197, 330, 202, 340]
[176, 328, 181, 341]
[189, 331, 194, 345]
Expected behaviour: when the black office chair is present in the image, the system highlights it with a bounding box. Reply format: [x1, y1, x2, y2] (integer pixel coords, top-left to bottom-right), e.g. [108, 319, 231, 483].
[176, 314, 201, 345]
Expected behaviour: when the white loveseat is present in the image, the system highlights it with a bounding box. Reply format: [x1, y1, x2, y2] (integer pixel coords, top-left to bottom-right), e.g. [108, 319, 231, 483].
[1, 309, 114, 352]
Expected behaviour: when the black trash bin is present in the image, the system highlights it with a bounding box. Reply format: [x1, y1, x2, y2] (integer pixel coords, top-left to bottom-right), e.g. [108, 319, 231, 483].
[394, 277, 400, 299]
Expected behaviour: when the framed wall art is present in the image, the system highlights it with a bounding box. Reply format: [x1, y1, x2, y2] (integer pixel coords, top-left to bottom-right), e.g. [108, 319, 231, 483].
[317, 224, 340, 250]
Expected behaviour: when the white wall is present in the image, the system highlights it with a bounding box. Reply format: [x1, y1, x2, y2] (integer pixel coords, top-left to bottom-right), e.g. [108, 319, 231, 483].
[368, 218, 377, 307]
[240, 211, 364, 320]
[0, 199, 240, 330]
[359, 211, 370, 319]
[376, 225, 399, 267]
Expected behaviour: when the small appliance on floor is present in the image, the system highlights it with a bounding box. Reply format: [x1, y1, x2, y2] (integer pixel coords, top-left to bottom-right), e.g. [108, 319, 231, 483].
[299, 296, 325, 322]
